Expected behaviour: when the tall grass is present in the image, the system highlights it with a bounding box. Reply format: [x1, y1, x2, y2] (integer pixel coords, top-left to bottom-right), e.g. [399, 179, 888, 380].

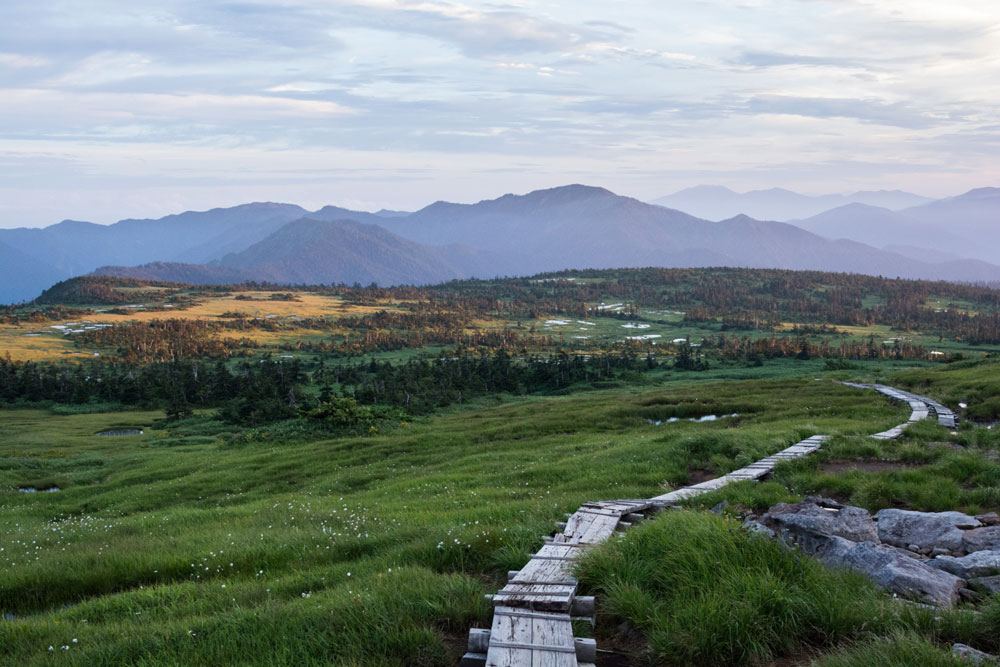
[574, 511, 907, 665]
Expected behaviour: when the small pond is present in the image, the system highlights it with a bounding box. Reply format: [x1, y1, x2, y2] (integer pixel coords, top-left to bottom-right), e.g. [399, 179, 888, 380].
[647, 413, 740, 425]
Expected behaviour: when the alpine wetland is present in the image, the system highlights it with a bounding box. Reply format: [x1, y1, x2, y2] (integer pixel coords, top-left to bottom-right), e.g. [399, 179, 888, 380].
[2, 2, 1000, 666]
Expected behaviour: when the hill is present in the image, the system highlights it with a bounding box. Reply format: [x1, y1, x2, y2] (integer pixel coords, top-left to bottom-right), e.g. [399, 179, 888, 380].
[90, 262, 254, 286]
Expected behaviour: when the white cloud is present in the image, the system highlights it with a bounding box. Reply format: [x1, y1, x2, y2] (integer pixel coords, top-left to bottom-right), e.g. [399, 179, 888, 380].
[1, 0, 999, 224]
[0, 89, 357, 126]
[0, 53, 49, 68]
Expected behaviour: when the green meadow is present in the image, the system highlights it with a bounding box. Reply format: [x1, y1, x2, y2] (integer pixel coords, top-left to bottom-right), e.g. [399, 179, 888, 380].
[0, 366, 941, 666]
[2, 267, 1000, 665]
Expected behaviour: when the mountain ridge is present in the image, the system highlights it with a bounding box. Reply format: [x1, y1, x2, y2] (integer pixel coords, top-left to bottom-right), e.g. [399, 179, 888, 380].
[653, 185, 933, 221]
[6, 184, 1000, 303]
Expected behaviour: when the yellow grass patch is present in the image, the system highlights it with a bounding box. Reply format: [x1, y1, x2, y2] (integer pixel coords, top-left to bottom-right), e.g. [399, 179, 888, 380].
[0, 292, 415, 361]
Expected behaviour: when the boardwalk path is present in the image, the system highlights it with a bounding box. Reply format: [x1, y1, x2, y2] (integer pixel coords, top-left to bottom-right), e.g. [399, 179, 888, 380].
[461, 384, 957, 667]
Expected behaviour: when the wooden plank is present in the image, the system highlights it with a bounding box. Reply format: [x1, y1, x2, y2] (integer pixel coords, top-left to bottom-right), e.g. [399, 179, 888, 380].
[513, 560, 575, 586]
[494, 583, 576, 612]
[487, 605, 533, 667]
[485, 605, 577, 667]
[578, 513, 620, 544]
[495, 609, 573, 621]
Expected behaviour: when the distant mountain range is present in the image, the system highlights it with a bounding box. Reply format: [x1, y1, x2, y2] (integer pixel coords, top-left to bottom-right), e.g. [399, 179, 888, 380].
[791, 187, 1000, 265]
[653, 186, 933, 221]
[2, 184, 999, 304]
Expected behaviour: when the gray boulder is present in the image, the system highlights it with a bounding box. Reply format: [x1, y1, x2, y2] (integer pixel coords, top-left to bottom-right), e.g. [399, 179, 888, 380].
[952, 643, 998, 665]
[758, 497, 878, 555]
[930, 550, 1000, 579]
[875, 509, 980, 552]
[976, 513, 1000, 526]
[817, 535, 966, 606]
[963, 526, 1000, 553]
[969, 575, 1000, 596]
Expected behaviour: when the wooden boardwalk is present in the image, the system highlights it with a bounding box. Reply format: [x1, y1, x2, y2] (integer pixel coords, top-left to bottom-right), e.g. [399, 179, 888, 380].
[462, 383, 957, 667]
[652, 435, 827, 504]
[462, 499, 658, 666]
[843, 382, 958, 436]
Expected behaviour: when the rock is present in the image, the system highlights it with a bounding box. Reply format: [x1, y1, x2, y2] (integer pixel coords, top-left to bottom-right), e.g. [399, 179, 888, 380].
[969, 575, 1000, 595]
[875, 509, 981, 552]
[743, 519, 776, 540]
[932, 547, 951, 557]
[959, 587, 983, 603]
[976, 513, 1000, 526]
[758, 497, 878, 555]
[931, 550, 1000, 580]
[963, 526, 1000, 553]
[887, 546, 926, 560]
[817, 535, 966, 607]
[952, 643, 998, 665]
[710, 500, 729, 515]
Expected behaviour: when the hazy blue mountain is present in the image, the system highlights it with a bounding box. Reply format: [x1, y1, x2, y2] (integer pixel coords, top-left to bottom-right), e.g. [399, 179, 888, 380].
[0, 240, 64, 304]
[9, 184, 1000, 302]
[790, 203, 969, 254]
[790, 189, 1000, 264]
[882, 244, 963, 264]
[901, 188, 1000, 254]
[653, 185, 931, 221]
[378, 185, 1000, 282]
[0, 203, 312, 301]
[0, 203, 309, 272]
[97, 218, 507, 287]
[379, 185, 713, 273]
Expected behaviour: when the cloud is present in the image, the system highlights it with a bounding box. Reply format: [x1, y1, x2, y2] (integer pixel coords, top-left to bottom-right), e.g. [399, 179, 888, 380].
[326, 0, 614, 56]
[0, 53, 50, 68]
[743, 95, 961, 129]
[1, 0, 999, 224]
[734, 51, 868, 69]
[0, 89, 356, 130]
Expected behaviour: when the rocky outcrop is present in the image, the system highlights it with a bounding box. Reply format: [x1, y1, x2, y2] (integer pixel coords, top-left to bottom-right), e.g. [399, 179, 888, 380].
[752, 496, 878, 555]
[875, 509, 980, 553]
[748, 498, 1000, 608]
[929, 550, 1000, 580]
[963, 526, 1000, 553]
[969, 575, 1000, 595]
[816, 536, 966, 606]
[952, 643, 999, 665]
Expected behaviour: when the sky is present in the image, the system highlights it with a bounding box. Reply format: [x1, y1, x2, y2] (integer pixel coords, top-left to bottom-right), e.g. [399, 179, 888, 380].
[1, 0, 999, 227]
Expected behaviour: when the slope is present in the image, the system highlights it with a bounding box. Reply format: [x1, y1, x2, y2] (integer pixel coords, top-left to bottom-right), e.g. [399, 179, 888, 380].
[0, 240, 65, 305]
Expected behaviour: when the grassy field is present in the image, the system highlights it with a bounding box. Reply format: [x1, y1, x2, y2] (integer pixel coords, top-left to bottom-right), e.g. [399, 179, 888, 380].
[2, 270, 999, 664]
[0, 372, 922, 665]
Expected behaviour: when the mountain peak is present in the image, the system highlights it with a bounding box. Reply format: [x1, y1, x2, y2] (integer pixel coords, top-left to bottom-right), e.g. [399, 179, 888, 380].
[674, 185, 738, 195]
[957, 187, 1000, 200]
[498, 184, 616, 204]
[720, 213, 757, 223]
